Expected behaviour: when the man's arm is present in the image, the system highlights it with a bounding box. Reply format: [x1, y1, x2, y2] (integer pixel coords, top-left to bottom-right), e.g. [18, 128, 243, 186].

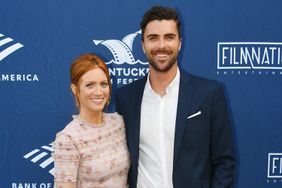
[210, 84, 236, 188]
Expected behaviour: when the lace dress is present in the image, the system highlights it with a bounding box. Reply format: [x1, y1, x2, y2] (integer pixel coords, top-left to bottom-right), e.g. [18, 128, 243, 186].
[53, 112, 130, 188]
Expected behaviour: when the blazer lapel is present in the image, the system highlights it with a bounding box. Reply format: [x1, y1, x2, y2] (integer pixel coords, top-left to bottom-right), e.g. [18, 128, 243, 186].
[173, 71, 193, 164]
[128, 76, 147, 166]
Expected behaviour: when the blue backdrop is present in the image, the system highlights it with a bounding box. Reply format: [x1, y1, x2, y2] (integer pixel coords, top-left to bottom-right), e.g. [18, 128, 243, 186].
[1, 0, 282, 187]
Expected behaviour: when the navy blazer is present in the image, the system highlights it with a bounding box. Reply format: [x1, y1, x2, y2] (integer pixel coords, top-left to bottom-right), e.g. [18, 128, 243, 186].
[116, 69, 236, 188]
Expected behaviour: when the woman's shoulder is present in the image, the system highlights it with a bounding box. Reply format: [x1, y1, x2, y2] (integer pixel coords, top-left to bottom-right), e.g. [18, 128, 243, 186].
[104, 112, 123, 119]
[55, 118, 81, 140]
[104, 112, 124, 126]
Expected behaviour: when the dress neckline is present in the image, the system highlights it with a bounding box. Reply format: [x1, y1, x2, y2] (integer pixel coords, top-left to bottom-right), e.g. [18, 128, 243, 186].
[72, 114, 106, 128]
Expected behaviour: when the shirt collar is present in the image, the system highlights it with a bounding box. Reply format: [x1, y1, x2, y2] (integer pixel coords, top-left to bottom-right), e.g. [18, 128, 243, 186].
[166, 67, 180, 94]
[145, 67, 180, 96]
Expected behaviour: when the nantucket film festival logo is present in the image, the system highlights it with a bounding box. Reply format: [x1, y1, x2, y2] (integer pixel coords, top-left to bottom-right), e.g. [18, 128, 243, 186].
[267, 153, 282, 183]
[93, 30, 149, 87]
[217, 42, 282, 75]
[0, 32, 39, 82]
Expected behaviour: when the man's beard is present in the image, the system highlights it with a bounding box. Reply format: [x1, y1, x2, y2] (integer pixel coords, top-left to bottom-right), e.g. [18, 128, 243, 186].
[147, 49, 178, 72]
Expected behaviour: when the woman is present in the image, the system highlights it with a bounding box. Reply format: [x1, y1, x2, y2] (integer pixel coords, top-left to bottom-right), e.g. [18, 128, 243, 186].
[53, 53, 130, 188]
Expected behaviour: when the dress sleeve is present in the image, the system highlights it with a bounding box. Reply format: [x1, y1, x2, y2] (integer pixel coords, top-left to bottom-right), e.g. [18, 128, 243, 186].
[115, 112, 124, 123]
[53, 132, 80, 183]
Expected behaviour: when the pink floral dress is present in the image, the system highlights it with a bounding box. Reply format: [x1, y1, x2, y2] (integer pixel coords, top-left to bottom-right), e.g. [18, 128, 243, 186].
[53, 112, 130, 188]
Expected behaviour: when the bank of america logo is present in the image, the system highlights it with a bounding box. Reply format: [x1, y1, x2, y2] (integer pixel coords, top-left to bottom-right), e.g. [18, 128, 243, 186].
[217, 42, 282, 70]
[0, 33, 24, 62]
[93, 30, 147, 65]
[23, 143, 54, 176]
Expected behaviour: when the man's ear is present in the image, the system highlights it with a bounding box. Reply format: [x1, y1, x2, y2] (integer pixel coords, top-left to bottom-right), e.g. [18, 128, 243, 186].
[141, 41, 145, 53]
[179, 39, 182, 51]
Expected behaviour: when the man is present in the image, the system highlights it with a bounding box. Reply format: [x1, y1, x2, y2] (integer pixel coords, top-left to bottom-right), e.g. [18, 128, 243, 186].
[116, 6, 236, 188]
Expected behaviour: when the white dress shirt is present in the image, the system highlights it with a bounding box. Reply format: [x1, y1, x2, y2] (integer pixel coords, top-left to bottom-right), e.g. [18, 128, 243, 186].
[137, 68, 180, 188]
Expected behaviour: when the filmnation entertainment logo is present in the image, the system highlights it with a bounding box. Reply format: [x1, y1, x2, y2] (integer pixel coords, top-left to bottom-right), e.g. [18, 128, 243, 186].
[217, 42, 282, 76]
[267, 153, 282, 183]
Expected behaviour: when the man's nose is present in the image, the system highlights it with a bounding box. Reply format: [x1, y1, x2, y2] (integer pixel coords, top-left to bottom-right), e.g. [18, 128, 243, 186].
[158, 38, 166, 48]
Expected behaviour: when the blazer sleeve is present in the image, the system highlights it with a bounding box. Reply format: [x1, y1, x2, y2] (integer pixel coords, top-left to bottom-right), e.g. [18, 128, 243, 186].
[115, 89, 123, 116]
[210, 84, 236, 188]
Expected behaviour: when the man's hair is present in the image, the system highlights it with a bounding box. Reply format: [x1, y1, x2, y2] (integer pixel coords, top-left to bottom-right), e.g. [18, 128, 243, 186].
[140, 5, 181, 40]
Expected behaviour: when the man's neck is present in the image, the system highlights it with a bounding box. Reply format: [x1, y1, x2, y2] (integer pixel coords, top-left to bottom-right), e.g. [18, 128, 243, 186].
[149, 64, 178, 97]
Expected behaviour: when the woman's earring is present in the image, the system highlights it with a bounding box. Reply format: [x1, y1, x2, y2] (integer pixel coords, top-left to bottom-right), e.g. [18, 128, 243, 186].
[107, 96, 111, 106]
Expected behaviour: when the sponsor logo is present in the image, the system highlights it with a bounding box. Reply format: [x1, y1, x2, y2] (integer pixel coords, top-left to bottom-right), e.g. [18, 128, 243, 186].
[217, 42, 282, 76]
[11, 183, 53, 188]
[0, 32, 39, 82]
[0, 74, 39, 82]
[0, 33, 23, 62]
[93, 30, 149, 86]
[267, 153, 282, 183]
[15, 144, 55, 188]
[23, 143, 54, 176]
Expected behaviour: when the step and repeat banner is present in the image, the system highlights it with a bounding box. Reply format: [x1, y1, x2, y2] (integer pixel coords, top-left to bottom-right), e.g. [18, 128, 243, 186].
[1, 0, 281, 187]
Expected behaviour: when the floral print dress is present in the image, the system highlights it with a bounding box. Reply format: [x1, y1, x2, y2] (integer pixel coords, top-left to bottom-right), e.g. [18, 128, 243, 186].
[53, 113, 130, 188]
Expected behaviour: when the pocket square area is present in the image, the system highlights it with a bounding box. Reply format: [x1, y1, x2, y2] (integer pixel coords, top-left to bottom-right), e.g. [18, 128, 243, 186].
[187, 111, 202, 119]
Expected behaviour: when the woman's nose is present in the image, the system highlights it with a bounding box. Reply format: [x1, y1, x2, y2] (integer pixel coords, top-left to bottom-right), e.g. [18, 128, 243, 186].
[93, 85, 103, 94]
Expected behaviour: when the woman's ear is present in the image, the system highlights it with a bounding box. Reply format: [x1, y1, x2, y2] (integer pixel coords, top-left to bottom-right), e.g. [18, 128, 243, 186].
[70, 84, 77, 96]
[71, 84, 79, 107]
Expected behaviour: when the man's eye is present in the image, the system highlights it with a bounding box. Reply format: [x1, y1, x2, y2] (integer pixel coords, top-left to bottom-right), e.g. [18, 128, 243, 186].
[166, 35, 175, 40]
[148, 36, 157, 41]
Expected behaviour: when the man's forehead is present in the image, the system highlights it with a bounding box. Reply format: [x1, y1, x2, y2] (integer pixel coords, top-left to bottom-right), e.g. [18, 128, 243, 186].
[144, 20, 178, 35]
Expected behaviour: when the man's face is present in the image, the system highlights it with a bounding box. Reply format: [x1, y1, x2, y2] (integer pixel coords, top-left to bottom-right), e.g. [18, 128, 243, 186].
[142, 20, 181, 73]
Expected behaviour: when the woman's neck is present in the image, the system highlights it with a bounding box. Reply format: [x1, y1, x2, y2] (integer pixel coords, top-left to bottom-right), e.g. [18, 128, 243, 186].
[79, 110, 103, 125]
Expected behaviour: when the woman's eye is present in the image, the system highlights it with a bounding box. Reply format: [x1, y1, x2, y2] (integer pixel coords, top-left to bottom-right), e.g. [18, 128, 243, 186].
[101, 82, 108, 88]
[86, 83, 94, 88]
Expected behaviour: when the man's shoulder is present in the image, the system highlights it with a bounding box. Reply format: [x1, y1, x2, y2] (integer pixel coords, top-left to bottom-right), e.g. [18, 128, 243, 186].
[180, 70, 223, 90]
[116, 76, 147, 93]
[179, 72, 227, 103]
[115, 77, 147, 110]
[190, 74, 222, 86]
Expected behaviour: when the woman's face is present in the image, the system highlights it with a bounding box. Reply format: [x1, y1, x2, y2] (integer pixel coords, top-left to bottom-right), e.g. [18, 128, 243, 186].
[76, 68, 110, 114]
